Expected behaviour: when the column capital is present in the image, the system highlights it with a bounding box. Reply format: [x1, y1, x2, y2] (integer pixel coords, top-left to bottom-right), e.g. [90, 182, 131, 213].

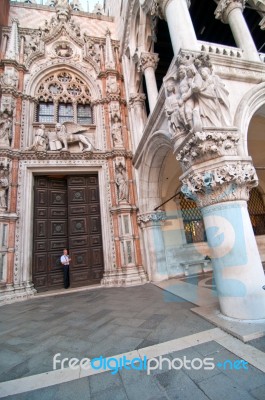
[138, 52, 159, 72]
[215, 0, 246, 23]
[128, 93, 146, 108]
[137, 210, 166, 226]
[180, 160, 258, 208]
[140, 0, 191, 18]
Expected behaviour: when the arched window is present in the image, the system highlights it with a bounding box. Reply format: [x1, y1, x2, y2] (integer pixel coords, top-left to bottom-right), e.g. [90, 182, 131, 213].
[248, 188, 265, 235]
[36, 71, 93, 125]
[179, 193, 207, 244]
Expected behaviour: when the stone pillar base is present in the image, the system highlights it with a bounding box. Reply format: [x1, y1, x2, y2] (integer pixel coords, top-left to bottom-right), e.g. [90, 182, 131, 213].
[0, 282, 36, 306]
[101, 266, 148, 287]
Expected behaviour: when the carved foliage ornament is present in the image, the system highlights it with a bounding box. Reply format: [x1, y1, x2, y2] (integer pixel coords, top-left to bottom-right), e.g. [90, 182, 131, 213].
[176, 129, 240, 169]
[138, 52, 159, 72]
[214, 0, 246, 23]
[181, 162, 258, 207]
[137, 211, 166, 224]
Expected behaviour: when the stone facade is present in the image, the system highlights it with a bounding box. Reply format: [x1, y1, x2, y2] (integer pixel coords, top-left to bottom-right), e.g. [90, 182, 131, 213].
[1, 0, 265, 320]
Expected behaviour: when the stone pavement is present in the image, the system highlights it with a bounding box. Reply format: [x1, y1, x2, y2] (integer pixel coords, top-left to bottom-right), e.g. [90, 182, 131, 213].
[0, 283, 265, 399]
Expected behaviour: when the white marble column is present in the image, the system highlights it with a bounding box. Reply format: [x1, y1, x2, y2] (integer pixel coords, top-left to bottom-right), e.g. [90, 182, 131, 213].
[138, 52, 159, 113]
[215, 0, 260, 62]
[129, 93, 146, 149]
[162, 0, 198, 55]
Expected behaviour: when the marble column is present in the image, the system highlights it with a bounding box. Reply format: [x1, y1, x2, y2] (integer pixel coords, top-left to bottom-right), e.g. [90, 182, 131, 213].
[138, 211, 168, 281]
[140, 0, 198, 55]
[128, 93, 146, 149]
[138, 52, 159, 113]
[215, 0, 260, 62]
[178, 144, 265, 320]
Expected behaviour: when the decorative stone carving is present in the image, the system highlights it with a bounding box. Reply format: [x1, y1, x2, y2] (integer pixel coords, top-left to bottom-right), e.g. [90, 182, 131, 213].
[215, 0, 246, 23]
[53, 123, 93, 152]
[137, 211, 166, 224]
[110, 102, 121, 122]
[0, 69, 18, 89]
[54, 42, 73, 58]
[26, 125, 47, 152]
[55, 0, 72, 22]
[83, 35, 101, 63]
[70, 0, 83, 11]
[0, 166, 9, 211]
[181, 161, 258, 207]
[92, 1, 105, 15]
[164, 52, 232, 143]
[0, 110, 13, 148]
[138, 52, 159, 72]
[115, 158, 129, 203]
[111, 116, 123, 147]
[36, 71, 91, 104]
[107, 76, 120, 95]
[128, 93, 146, 108]
[105, 29, 115, 70]
[5, 19, 19, 61]
[176, 128, 240, 169]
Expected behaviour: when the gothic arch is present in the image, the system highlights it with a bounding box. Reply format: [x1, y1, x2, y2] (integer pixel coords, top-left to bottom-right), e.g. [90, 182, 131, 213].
[138, 130, 172, 212]
[234, 82, 265, 157]
[25, 62, 102, 100]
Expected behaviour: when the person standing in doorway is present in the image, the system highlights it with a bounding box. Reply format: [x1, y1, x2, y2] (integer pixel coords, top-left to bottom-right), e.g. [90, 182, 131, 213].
[60, 249, 71, 289]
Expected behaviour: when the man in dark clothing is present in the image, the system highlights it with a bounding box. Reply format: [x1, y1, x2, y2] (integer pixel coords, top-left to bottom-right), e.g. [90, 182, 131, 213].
[60, 248, 71, 289]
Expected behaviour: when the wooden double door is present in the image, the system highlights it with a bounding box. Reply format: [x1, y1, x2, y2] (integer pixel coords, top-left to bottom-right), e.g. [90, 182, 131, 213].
[33, 175, 104, 291]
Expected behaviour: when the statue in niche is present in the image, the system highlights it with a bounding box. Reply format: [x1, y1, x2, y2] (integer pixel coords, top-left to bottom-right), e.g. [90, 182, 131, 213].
[165, 53, 232, 136]
[111, 115, 123, 147]
[0, 168, 9, 210]
[115, 163, 129, 203]
[0, 111, 12, 147]
[27, 125, 47, 151]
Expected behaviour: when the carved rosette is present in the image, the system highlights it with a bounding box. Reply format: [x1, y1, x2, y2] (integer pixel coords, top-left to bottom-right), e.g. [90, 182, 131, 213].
[180, 161, 258, 208]
[138, 52, 159, 73]
[137, 211, 166, 226]
[215, 0, 246, 23]
[176, 128, 240, 170]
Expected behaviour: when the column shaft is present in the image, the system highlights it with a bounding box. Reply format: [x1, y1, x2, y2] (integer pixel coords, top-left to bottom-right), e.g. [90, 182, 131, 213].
[227, 7, 260, 62]
[144, 66, 158, 113]
[164, 0, 198, 56]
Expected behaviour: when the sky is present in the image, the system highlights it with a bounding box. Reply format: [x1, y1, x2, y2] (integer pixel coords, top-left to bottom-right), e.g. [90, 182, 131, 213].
[78, 0, 103, 13]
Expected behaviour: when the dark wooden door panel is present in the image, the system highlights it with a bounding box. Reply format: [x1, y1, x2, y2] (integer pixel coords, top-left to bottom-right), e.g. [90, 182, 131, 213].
[33, 174, 104, 291]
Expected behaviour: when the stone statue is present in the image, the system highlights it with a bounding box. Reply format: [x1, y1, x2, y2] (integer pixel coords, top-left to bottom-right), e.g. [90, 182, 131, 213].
[115, 164, 129, 202]
[111, 116, 123, 147]
[0, 169, 9, 210]
[0, 112, 12, 147]
[27, 125, 47, 151]
[47, 129, 62, 151]
[164, 52, 232, 135]
[55, 122, 93, 152]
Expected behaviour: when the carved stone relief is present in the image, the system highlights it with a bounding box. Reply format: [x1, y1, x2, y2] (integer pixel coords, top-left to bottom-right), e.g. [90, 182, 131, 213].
[26, 123, 95, 153]
[164, 52, 232, 145]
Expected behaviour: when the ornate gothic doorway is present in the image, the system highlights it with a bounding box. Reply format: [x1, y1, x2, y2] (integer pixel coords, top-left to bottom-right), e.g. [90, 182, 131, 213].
[32, 174, 104, 291]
